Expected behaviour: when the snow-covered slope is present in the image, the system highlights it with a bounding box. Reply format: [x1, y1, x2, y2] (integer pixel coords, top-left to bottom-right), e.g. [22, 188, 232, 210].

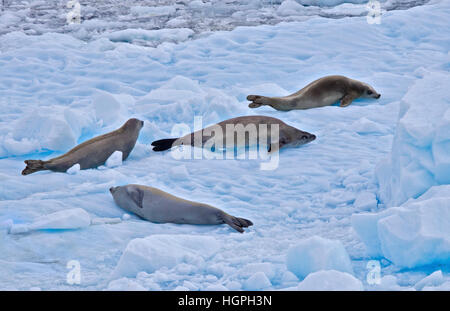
[0, 1, 449, 290]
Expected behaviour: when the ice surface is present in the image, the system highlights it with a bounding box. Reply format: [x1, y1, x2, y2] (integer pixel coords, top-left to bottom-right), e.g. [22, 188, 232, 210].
[286, 236, 353, 279]
[414, 270, 444, 291]
[352, 185, 450, 268]
[112, 235, 220, 279]
[9, 208, 91, 234]
[0, 0, 448, 290]
[243, 272, 272, 290]
[376, 71, 450, 207]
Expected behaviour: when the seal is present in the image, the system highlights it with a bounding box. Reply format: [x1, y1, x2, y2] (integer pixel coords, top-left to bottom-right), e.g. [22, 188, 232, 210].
[247, 75, 380, 111]
[151, 115, 316, 152]
[109, 184, 253, 233]
[22, 118, 144, 175]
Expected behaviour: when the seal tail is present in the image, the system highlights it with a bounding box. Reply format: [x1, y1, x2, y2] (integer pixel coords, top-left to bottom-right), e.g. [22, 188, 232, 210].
[151, 138, 178, 152]
[222, 213, 253, 233]
[247, 95, 271, 108]
[22, 160, 46, 176]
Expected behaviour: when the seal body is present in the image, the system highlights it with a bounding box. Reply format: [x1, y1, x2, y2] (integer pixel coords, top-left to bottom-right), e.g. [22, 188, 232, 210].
[22, 118, 144, 175]
[151, 115, 315, 152]
[109, 184, 253, 233]
[247, 75, 381, 111]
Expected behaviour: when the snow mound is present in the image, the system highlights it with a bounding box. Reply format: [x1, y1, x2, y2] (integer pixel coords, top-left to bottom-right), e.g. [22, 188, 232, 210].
[286, 236, 353, 279]
[105, 151, 123, 168]
[112, 235, 220, 279]
[9, 208, 91, 234]
[415, 270, 444, 291]
[92, 90, 122, 125]
[0, 107, 94, 157]
[296, 270, 364, 291]
[352, 185, 450, 268]
[243, 272, 272, 290]
[277, 1, 307, 16]
[106, 28, 194, 45]
[67, 163, 80, 175]
[135, 75, 245, 131]
[376, 71, 450, 207]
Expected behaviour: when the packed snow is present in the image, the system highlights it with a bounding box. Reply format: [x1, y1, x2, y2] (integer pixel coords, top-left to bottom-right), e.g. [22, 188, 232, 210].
[0, 0, 449, 291]
[286, 236, 353, 278]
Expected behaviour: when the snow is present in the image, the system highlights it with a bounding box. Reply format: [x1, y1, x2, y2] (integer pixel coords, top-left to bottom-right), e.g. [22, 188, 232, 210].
[376, 71, 450, 207]
[286, 236, 353, 279]
[298, 270, 364, 291]
[352, 185, 450, 268]
[414, 270, 444, 291]
[112, 235, 220, 279]
[0, 0, 449, 290]
[285, 270, 364, 291]
[9, 208, 91, 234]
[243, 272, 272, 290]
[105, 151, 123, 168]
[67, 163, 80, 175]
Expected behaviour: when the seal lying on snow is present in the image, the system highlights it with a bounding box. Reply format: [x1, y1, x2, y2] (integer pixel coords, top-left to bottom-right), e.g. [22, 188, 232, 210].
[247, 75, 380, 111]
[110, 184, 253, 233]
[22, 118, 144, 175]
[151, 115, 316, 152]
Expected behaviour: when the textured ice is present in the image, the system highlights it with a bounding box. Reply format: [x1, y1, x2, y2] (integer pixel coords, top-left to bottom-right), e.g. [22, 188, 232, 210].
[243, 272, 272, 290]
[285, 270, 364, 291]
[414, 270, 444, 291]
[286, 236, 353, 279]
[9, 208, 91, 234]
[352, 185, 450, 268]
[112, 235, 220, 278]
[376, 71, 450, 206]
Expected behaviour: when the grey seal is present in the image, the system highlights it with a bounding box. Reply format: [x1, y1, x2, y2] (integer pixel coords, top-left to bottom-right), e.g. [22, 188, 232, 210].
[110, 184, 253, 233]
[151, 115, 316, 152]
[22, 118, 144, 175]
[247, 75, 380, 111]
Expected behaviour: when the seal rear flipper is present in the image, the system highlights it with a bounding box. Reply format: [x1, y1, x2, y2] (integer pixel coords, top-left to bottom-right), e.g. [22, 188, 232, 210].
[22, 160, 46, 175]
[247, 95, 270, 108]
[221, 213, 253, 233]
[151, 138, 178, 152]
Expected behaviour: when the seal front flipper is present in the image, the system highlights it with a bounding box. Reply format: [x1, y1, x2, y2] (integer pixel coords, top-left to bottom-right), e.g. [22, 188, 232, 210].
[22, 160, 47, 176]
[220, 212, 253, 233]
[151, 138, 178, 152]
[340, 92, 358, 107]
[127, 187, 144, 208]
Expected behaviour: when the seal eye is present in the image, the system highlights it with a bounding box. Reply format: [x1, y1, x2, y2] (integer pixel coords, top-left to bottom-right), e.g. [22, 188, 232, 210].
[367, 90, 373, 95]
